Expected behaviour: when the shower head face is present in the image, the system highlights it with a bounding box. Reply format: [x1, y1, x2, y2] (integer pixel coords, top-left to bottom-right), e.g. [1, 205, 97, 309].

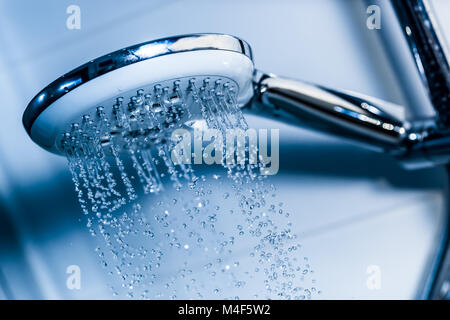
[23, 34, 255, 155]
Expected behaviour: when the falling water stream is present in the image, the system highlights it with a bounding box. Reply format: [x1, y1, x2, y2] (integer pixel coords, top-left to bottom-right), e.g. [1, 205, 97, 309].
[62, 77, 319, 299]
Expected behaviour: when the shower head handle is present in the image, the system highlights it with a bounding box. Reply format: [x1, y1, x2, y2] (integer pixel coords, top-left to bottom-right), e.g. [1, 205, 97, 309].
[251, 72, 411, 153]
[251, 72, 450, 169]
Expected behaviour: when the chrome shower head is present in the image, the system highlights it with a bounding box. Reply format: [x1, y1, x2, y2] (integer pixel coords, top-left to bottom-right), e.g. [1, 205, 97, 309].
[23, 34, 255, 155]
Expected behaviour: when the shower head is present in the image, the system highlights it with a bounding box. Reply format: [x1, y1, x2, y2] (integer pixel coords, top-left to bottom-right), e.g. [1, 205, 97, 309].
[23, 34, 255, 155]
[23, 33, 449, 168]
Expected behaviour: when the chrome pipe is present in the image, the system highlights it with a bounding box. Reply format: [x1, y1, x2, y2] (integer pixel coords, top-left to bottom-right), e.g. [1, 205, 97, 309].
[391, 0, 450, 300]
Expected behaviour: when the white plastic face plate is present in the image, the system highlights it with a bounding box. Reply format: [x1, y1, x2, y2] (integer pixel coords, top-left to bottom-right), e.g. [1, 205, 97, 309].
[29, 50, 254, 154]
